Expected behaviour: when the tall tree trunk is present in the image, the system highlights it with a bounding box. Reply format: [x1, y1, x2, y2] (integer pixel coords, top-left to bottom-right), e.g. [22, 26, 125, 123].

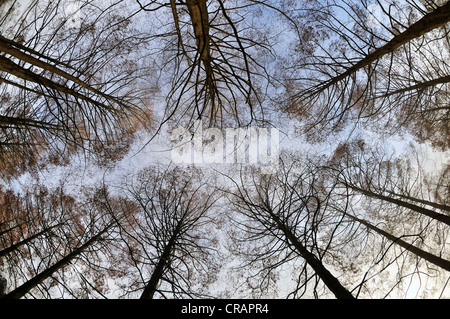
[344, 212, 450, 272]
[0, 35, 125, 105]
[186, 0, 217, 123]
[170, 0, 188, 59]
[0, 115, 62, 131]
[347, 184, 450, 227]
[0, 55, 119, 113]
[270, 210, 355, 299]
[140, 224, 180, 299]
[0, 224, 61, 258]
[186, 0, 210, 64]
[381, 75, 450, 98]
[1, 224, 112, 299]
[308, 2, 450, 95]
[385, 190, 450, 213]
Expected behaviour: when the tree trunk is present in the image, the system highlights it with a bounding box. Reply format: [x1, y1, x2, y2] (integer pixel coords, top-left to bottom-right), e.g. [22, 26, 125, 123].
[345, 212, 450, 272]
[140, 225, 180, 299]
[382, 75, 450, 98]
[0, 35, 122, 104]
[0, 224, 61, 258]
[348, 184, 450, 227]
[186, 0, 217, 123]
[270, 210, 355, 299]
[0, 115, 61, 131]
[385, 190, 450, 213]
[186, 0, 210, 63]
[0, 55, 117, 113]
[1, 224, 112, 299]
[310, 2, 450, 95]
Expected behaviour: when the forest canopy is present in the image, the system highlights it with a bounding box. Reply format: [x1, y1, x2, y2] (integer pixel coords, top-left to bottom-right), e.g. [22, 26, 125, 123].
[0, 0, 449, 299]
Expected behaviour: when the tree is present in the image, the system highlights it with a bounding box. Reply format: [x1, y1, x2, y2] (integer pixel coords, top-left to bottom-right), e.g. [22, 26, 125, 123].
[0, 184, 126, 299]
[135, 0, 302, 130]
[1, 0, 448, 300]
[0, 0, 153, 177]
[224, 158, 355, 299]
[326, 139, 450, 226]
[1, 222, 114, 299]
[322, 140, 450, 297]
[110, 165, 220, 298]
[337, 208, 450, 272]
[283, 0, 450, 149]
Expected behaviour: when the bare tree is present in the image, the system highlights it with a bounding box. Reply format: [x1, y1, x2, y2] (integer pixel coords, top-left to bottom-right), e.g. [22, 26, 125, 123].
[110, 165, 220, 299]
[321, 140, 450, 297]
[283, 0, 450, 149]
[1, 222, 114, 299]
[326, 140, 450, 226]
[223, 158, 355, 299]
[0, 184, 125, 299]
[0, 0, 153, 176]
[135, 0, 300, 130]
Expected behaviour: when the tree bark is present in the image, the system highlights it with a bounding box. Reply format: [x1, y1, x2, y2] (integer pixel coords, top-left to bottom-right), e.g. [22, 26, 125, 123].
[186, 0, 217, 121]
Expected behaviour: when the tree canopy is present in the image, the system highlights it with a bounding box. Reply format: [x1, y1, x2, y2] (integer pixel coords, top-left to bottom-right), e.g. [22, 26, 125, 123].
[0, 0, 448, 300]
